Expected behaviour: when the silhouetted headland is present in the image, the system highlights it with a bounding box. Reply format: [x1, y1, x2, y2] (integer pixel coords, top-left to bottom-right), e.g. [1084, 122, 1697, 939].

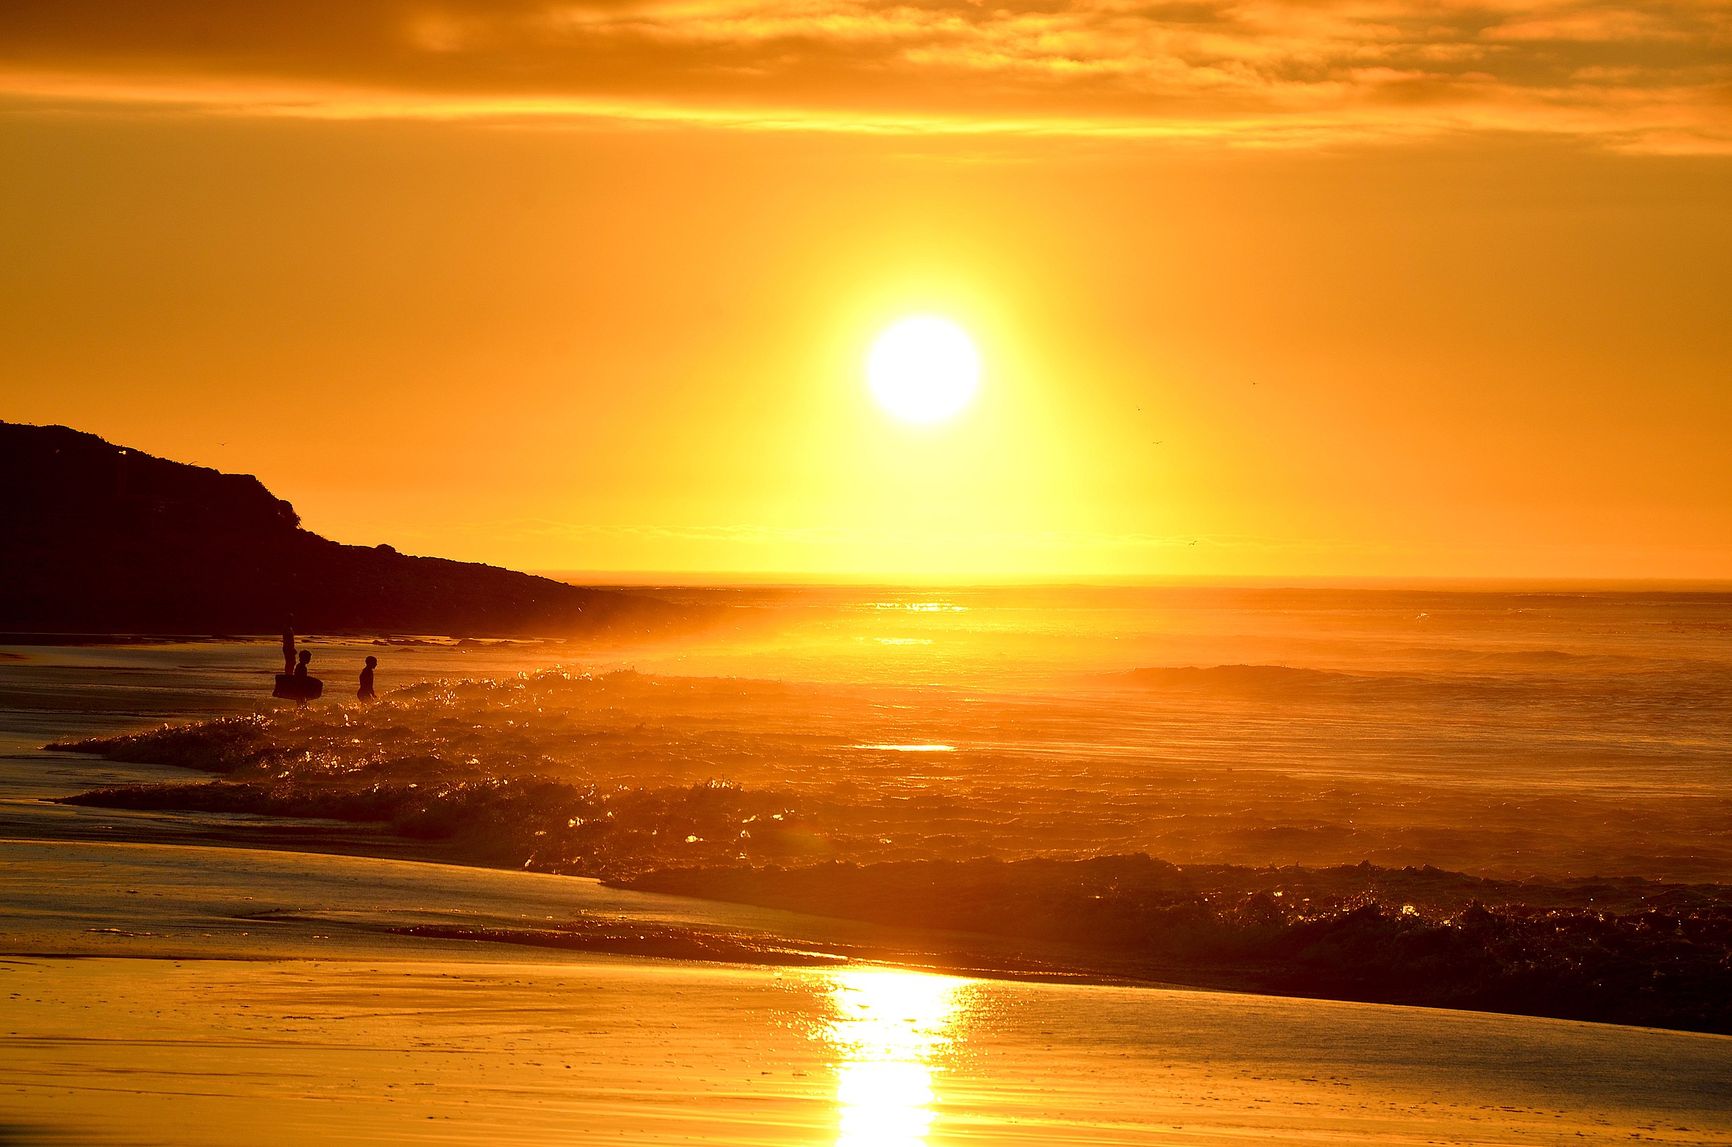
[0, 422, 687, 636]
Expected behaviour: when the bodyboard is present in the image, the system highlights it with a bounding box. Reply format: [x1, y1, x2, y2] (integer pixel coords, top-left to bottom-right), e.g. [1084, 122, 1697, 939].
[273, 674, 324, 701]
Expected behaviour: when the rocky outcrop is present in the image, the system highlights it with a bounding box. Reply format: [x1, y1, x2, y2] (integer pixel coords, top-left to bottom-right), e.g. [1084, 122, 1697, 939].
[0, 422, 683, 635]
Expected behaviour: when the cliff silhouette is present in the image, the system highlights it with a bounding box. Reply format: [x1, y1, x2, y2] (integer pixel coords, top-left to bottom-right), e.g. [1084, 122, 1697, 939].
[0, 422, 683, 636]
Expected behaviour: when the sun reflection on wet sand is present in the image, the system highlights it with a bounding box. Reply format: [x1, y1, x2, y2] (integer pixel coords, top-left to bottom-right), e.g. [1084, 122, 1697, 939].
[826, 967, 966, 1147]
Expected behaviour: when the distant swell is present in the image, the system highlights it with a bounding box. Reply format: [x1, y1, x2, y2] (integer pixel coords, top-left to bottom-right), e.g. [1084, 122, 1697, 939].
[1113, 661, 1732, 710]
[1120, 665, 1363, 693]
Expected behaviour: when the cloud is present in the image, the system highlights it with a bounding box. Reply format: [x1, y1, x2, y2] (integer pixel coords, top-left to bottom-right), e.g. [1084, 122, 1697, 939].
[1, 0, 1729, 149]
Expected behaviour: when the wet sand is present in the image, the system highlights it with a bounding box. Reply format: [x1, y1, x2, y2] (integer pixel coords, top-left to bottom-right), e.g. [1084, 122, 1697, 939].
[2, 834, 1730, 1146]
[5, 953, 1730, 1146]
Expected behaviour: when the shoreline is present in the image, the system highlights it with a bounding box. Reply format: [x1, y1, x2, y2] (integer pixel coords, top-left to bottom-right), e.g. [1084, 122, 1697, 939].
[5, 824, 1730, 1145]
[24, 731, 1732, 1034]
[7, 638, 1728, 1035]
[3, 643, 1732, 1145]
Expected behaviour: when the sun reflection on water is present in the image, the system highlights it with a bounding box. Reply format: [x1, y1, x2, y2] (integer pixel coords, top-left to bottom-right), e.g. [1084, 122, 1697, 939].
[826, 967, 965, 1147]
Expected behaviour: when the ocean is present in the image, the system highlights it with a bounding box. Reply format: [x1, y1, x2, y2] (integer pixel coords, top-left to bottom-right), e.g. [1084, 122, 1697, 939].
[15, 584, 1731, 884]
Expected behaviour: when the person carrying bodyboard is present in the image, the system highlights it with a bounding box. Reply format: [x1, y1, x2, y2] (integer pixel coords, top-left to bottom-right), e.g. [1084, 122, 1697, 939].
[273, 648, 323, 703]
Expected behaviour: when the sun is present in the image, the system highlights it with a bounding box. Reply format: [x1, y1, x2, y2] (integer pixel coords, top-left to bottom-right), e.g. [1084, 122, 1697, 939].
[866, 316, 980, 424]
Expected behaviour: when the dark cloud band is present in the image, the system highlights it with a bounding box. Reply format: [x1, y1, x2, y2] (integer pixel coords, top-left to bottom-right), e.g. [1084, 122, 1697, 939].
[1, 0, 1728, 149]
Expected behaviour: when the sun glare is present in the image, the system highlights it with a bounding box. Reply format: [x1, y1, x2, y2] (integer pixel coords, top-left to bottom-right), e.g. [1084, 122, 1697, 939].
[866, 316, 981, 424]
[826, 967, 965, 1147]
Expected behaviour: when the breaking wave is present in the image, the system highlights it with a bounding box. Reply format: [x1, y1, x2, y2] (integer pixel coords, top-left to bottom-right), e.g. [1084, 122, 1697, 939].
[620, 856, 1732, 1033]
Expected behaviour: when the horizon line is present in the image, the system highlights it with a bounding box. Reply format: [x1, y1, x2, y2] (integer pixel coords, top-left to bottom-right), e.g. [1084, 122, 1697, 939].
[543, 570, 1732, 592]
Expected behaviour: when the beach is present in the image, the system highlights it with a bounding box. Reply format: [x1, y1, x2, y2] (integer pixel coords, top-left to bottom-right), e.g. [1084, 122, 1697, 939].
[10, 11, 1731, 1140]
[8, 953, 1731, 1147]
[3, 591, 1731, 1144]
[6, 835, 1731, 1147]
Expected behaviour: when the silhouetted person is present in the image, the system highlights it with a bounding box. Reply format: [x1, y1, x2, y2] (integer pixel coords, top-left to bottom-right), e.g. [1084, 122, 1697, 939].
[358, 655, 377, 702]
[279, 648, 317, 706]
[282, 621, 296, 676]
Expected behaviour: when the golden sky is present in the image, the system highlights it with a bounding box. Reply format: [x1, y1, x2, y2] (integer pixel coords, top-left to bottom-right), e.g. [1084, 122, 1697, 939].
[3, 1, 1730, 580]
